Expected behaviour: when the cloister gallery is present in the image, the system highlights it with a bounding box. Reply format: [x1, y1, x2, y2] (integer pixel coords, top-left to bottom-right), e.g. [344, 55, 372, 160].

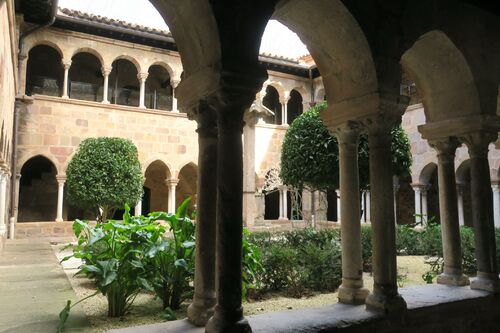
[1, 0, 500, 332]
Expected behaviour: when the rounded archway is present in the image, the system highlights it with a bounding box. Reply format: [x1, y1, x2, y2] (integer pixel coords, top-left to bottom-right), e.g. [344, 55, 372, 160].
[26, 45, 63, 97]
[262, 85, 282, 125]
[18, 156, 58, 222]
[144, 160, 171, 214]
[418, 163, 440, 223]
[69, 52, 103, 101]
[109, 58, 140, 107]
[287, 89, 303, 125]
[145, 65, 173, 111]
[177, 163, 198, 215]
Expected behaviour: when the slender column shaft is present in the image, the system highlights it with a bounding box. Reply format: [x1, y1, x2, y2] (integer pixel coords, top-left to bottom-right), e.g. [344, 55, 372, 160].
[9, 174, 21, 239]
[55, 176, 66, 222]
[393, 177, 399, 225]
[171, 80, 180, 112]
[62, 60, 71, 98]
[492, 184, 500, 228]
[413, 186, 422, 223]
[283, 187, 288, 220]
[336, 189, 341, 222]
[335, 123, 369, 304]
[138, 72, 148, 108]
[457, 184, 465, 226]
[205, 97, 252, 333]
[134, 200, 142, 217]
[101, 67, 112, 104]
[431, 139, 469, 286]
[462, 133, 500, 292]
[360, 191, 366, 222]
[167, 179, 178, 214]
[187, 103, 217, 326]
[242, 113, 258, 227]
[364, 116, 406, 313]
[421, 189, 429, 222]
[365, 190, 371, 222]
[0, 171, 7, 234]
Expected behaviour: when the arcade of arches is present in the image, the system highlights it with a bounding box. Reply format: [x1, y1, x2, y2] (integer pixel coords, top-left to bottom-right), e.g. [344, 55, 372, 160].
[2, 0, 500, 332]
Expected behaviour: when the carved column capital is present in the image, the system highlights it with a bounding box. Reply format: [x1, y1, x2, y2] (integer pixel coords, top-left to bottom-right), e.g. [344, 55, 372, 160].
[166, 178, 179, 187]
[56, 175, 67, 184]
[171, 79, 181, 88]
[331, 121, 362, 145]
[429, 137, 460, 158]
[244, 109, 260, 127]
[62, 60, 72, 69]
[188, 100, 218, 140]
[101, 66, 112, 76]
[137, 72, 149, 82]
[460, 131, 498, 158]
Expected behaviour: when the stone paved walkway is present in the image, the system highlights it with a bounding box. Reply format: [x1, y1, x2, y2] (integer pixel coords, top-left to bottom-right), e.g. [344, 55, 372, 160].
[0, 239, 91, 333]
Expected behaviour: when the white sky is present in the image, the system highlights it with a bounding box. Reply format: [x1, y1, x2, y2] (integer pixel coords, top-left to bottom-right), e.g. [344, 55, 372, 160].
[58, 0, 309, 59]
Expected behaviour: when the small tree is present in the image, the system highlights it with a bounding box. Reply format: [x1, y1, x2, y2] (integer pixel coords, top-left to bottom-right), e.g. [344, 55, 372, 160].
[66, 137, 143, 222]
[280, 102, 412, 191]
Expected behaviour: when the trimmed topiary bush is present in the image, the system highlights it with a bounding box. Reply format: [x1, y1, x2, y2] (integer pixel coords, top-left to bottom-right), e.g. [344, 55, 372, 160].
[66, 137, 143, 222]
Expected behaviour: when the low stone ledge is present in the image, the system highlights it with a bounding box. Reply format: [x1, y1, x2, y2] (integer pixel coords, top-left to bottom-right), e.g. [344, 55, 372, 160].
[108, 284, 500, 333]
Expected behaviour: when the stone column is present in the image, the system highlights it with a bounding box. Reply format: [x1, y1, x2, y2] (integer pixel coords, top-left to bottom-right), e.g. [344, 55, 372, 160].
[393, 176, 400, 225]
[18, 54, 28, 95]
[138, 72, 149, 108]
[462, 132, 500, 292]
[9, 174, 21, 239]
[334, 122, 369, 304]
[365, 189, 371, 223]
[101, 66, 112, 104]
[204, 91, 254, 333]
[61, 60, 72, 98]
[336, 189, 341, 222]
[166, 179, 178, 214]
[0, 170, 7, 235]
[457, 183, 465, 226]
[187, 102, 218, 326]
[360, 191, 366, 222]
[363, 113, 406, 313]
[134, 199, 142, 217]
[281, 97, 289, 125]
[492, 183, 500, 228]
[55, 175, 66, 222]
[412, 185, 422, 224]
[242, 110, 259, 227]
[283, 186, 288, 220]
[430, 138, 469, 286]
[171, 79, 180, 112]
[421, 186, 429, 222]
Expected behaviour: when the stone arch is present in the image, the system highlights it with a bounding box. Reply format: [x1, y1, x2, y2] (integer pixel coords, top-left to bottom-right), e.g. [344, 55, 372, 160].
[419, 162, 437, 184]
[262, 85, 282, 125]
[26, 44, 64, 97]
[287, 89, 303, 124]
[26, 40, 64, 59]
[70, 47, 104, 67]
[401, 30, 481, 123]
[145, 64, 173, 110]
[148, 61, 176, 81]
[263, 81, 286, 101]
[17, 153, 59, 175]
[177, 162, 198, 214]
[18, 155, 58, 222]
[142, 158, 173, 178]
[111, 55, 142, 73]
[109, 58, 140, 107]
[143, 159, 172, 215]
[69, 52, 104, 101]
[274, 0, 377, 110]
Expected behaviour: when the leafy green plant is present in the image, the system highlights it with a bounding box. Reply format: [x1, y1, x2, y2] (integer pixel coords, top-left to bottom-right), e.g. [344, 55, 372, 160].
[58, 205, 168, 331]
[66, 137, 144, 223]
[148, 198, 196, 310]
[242, 228, 264, 299]
[422, 271, 435, 284]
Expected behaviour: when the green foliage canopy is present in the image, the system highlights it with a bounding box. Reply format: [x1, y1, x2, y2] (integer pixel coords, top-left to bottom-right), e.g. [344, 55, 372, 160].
[66, 137, 143, 221]
[280, 102, 412, 191]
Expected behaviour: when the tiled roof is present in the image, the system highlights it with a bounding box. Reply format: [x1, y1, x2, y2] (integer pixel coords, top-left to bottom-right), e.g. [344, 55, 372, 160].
[58, 7, 172, 38]
[57, 7, 313, 67]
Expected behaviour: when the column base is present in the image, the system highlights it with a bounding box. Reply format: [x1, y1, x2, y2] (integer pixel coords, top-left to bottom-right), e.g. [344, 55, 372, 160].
[471, 274, 500, 292]
[102, 100, 110, 104]
[205, 306, 252, 333]
[365, 291, 407, 314]
[55, 218, 63, 222]
[187, 296, 216, 327]
[437, 272, 470, 286]
[338, 285, 369, 305]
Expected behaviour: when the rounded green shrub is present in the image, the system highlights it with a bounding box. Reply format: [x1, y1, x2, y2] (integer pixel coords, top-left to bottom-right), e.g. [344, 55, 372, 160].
[66, 137, 143, 222]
